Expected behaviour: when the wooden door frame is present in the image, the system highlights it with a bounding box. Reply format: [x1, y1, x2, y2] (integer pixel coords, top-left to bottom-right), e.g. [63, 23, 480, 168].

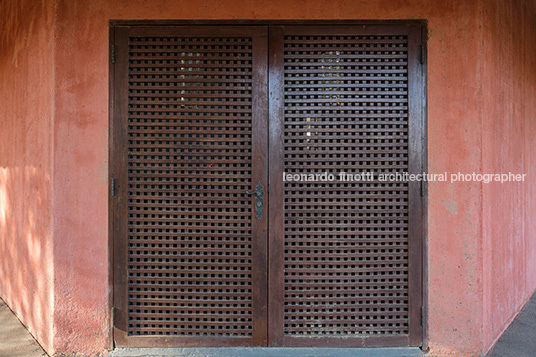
[108, 20, 428, 350]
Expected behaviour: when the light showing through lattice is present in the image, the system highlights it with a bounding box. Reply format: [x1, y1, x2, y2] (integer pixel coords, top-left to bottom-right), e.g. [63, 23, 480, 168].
[282, 35, 410, 336]
[126, 36, 255, 337]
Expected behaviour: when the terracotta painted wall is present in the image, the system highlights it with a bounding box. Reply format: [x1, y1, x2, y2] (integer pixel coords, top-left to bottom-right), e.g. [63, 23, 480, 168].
[0, 0, 56, 353]
[481, 0, 536, 353]
[1, 0, 535, 356]
[53, 0, 486, 355]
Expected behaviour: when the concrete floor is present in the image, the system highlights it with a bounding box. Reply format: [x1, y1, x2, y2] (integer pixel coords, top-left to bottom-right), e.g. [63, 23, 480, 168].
[0, 299, 47, 357]
[487, 292, 536, 357]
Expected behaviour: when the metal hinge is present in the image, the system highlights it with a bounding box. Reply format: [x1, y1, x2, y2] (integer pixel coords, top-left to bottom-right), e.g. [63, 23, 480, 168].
[111, 45, 116, 64]
[421, 306, 425, 327]
[112, 307, 115, 325]
[421, 180, 425, 197]
[111, 178, 115, 197]
[420, 44, 425, 65]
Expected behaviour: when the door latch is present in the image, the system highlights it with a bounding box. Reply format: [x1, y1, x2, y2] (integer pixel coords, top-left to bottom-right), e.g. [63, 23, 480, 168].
[246, 182, 264, 220]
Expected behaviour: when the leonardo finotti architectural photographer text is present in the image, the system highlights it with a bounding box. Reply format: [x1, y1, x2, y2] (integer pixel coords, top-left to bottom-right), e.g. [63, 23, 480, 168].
[283, 171, 527, 184]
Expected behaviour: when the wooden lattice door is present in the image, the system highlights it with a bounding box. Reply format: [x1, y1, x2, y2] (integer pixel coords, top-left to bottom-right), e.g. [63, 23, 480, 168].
[111, 26, 269, 347]
[267, 25, 425, 347]
[111, 23, 425, 349]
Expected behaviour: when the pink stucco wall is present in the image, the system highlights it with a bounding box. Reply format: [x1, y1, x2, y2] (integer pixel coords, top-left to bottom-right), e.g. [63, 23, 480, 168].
[51, 2, 484, 355]
[0, 0, 55, 352]
[481, 0, 536, 352]
[0, 0, 535, 356]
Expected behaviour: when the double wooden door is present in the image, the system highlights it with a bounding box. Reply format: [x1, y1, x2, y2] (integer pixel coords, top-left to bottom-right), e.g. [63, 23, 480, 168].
[111, 23, 425, 348]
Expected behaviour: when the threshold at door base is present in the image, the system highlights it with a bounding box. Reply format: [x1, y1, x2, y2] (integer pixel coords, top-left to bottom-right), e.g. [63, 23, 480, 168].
[108, 347, 423, 357]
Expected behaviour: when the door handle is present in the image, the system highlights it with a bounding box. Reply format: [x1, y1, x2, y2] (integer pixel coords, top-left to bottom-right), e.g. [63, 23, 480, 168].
[246, 182, 264, 220]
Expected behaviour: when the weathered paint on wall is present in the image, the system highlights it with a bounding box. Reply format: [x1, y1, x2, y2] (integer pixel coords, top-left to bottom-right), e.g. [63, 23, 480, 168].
[52, 1, 487, 355]
[481, 0, 536, 352]
[0, 0, 56, 353]
[55, 1, 484, 353]
[1, 0, 535, 356]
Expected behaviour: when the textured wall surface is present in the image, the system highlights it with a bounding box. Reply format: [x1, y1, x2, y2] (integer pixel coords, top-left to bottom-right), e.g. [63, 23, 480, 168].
[0, 0, 56, 353]
[52, 0, 486, 355]
[481, 0, 536, 353]
[0, 0, 535, 356]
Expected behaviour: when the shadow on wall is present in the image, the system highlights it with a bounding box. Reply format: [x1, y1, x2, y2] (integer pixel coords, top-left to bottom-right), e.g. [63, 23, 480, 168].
[0, 0, 55, 352]
[0, 0, 48, 66]
[0, 167, 52, 352]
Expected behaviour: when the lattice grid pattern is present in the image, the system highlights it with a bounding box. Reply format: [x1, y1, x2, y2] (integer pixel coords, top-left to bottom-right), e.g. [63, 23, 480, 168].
[126, 36, 254, 337]
[282, 35, 410, 336]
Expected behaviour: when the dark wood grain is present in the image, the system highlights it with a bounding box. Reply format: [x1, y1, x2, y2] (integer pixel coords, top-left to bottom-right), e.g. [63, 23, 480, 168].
[249, 28, 269, 346]
[407, 24, 426, 347]
[111, 21, 427, 349]
[112, 25, 269, 348]
[268, 24, 423, 347]
[267, 25, 285, 347]
[112, 26, 130, 335]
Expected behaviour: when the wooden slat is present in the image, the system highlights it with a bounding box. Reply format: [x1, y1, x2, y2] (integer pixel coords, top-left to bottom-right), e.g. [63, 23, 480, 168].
[128, 326, 252, 334]
[129, 92, 253, 99]
[129, 268, 254, 275]
[287, 271, 408, 280]
[129, 312, 252, 319]
[284, 82, 407, 89]
[129, 84, 252, 91]
[129, 99, 251, 106]
[284, 53, 407, 59]
[285, 112, 407, 118]
[287, 280, 408, 290]
[129, 274, 253, 281]
[129, 54, 252, 61]
[285, 91, 408, 98]
[284, 68, 407, 74]
[284, 38, 407, 44]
